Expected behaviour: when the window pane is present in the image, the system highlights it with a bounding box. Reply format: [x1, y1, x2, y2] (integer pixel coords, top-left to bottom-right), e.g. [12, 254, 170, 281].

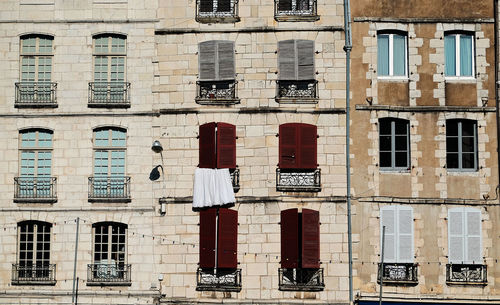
[394, 120, 408, 135]
[461, 121, 475, 137]
[38, 131, 53, 147]
[95, 129, 109, 146]
[460, 35, 473, 77]
[393, 34, 406, 76]
[462, 153, 475, 169]
[379, 119, 391, 135]
[38, 37, 53, 54]
[446, 137, 459, 153]
[462, 137, 475, 153]
[377, 35, 389, 76]
[380, 135, 391, 151]
[446, 120, 458, 136]
[111, 36, 126, 53]
[447, 153, 459, 169]
[111, 129, 126, 147]
[395, 151, 408, 168]
[445, 35, 456, 76]
[21, 131, 36, 148]
[395, 135, 408, 150]
[380, 152, 391, 167]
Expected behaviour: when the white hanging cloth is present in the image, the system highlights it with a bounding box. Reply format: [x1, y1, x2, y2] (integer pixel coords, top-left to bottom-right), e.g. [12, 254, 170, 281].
[193, 168, 235, 208]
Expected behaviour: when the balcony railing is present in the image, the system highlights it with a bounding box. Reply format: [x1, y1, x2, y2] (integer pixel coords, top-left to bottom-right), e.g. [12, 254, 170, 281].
[446, 264, 487, 285]
[276, 80, 318, 103]
[88, 176, 131, 202]
[276, 168, 321, 192]
[88, 82, 130, 108]
[196, 268, 242, 292]
[195, 80, 239, 105]
[196, 0, 240, 23]
[12, 264, 56, 285]
[274, 0, 319, 21]
[15, 82, 57, 108]
[14, 177, 57, 203]
[87, 263, 131, 286]
[377, 263, 418, 285]
[278, 268, 324, 291]
[230, 168, 240, 193]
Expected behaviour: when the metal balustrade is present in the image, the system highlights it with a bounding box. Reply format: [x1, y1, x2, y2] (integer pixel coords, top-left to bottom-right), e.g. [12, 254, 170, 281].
[276, 80, 318, 103]
[88, 176, 131, 202]
[87, 263, 131, 286]
[12, 264, 56, 285]
[195, 81, 239, 104]
[278, 268, 324, 291]
[446, 264, 487, 285]
[14, 177, 57, 203]
[88, 82, 130, 107]
[377, 263, 418, 285]
[196, 268, 242, 292]
[15, 82, 57, 107]
[276, 168, 321, 192]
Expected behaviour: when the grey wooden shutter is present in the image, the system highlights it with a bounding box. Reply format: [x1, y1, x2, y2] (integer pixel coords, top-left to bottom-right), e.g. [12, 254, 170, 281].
[466, 208, 481, 263]
[199, 41, 217, 81]
[278, 40, 297, 80]
[397, 206, 413, 262]
[217, 41, 235, 80]
[297, 40, 315, 80]
[381, 206, 396, 262]
[448, 208, 464, 263]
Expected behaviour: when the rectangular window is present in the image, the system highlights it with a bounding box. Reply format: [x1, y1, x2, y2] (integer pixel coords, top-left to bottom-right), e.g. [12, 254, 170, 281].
[448, 207, 481, 264]
[275, 0, 318, 21]
[380, 206, 413, 263]
[379, 118, 410, 170]
[446, 119, 477, 170]
[196, 0, 239, 23]
[377, 33, 407, 77]
[445, 33, 474, 78]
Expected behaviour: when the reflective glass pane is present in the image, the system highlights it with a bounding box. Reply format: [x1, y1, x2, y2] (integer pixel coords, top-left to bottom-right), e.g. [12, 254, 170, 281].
[460, 35, 473, 77]
[378, 35, 389, 76]
[393, 34, 406, 76]
[445, 35, 457, 76]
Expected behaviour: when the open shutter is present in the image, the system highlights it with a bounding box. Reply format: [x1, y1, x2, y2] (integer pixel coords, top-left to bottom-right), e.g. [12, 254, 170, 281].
[448, 208, 464, 263]
[217, 208, 238, 269]
[380, 206, 396, 262]
[277, 0, 292, 11]
[281, 208, 299, 268]
[297, 40, 315, 80]
[199, 123, 216, 168]
[199, 41, 217, 81]
[217, 123, 236, 169]
[397, 206, 413, 263]
[278, 40, 297, 80]
[466, 208, 481, 264]
[302, 209, 320, 268]
[217, 0, 231, 12]
[199, 208, 217, 268]
[217, 41, 235, 80]
[299, 124, 317, 169]
[279, 123, 298, 169]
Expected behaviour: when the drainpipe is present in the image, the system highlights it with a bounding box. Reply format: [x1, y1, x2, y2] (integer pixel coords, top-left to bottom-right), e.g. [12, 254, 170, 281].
[494, 0, 500, 201]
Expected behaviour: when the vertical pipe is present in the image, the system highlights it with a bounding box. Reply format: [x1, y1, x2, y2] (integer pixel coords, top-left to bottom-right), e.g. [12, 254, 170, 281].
[214, 208, 219, 276]
[379, 226, 385, 305]
[494, 0, 500, 198]
[71, 217, 80, 305]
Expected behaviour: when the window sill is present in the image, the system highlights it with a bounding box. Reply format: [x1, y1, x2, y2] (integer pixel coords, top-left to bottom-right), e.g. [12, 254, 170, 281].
[377, 77, 409, 82]
[445, 77, 476, 84]
[196, 16, 240, 23]
[11, 280, 56, 286]
[86, 281, 131, 286]
[275, 97, 319, 104]
[195, 98, 240, 105]
[88, 198, 131, 203]
[446, 169, 479, 175]
[379, 168, 411, 174]
[274, 15, 320, 22]
[88, 102, 131, 108]
[446, 280, 487, 286]
[14, 198, 57, 204]
[15, 103, 58, 108]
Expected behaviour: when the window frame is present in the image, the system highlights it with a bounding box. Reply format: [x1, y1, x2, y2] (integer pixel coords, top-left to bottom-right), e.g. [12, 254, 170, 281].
[20, 35, 54, 83]
[196, 0, 240, 23]
[92, 127, 127, 177]
[274, 0, 319, 21]
[445, 119, 478, 172]
[380, 206, 414, 264]
[17, 221, 52, 268]
[378, 118, 410, 171]
[92, 34, 127, 83]
[92, 222, 128, 266]
[448, 207, 482, 264]
[377, 31, 408, 79]
[278, 123, 318, 170]
[19, 129, 53, 178]
[444, 32, 475, 79]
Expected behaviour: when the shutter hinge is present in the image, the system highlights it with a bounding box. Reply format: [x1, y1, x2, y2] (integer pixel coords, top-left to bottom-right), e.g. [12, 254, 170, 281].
[276, 133, 279, 137]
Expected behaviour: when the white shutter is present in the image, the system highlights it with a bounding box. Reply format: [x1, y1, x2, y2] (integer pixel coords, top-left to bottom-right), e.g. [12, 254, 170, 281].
[278, 40, 297, 80]
[448, 208, 465, 263]
[380, 206, 396, 262]
[465, 208, 481, 264]
[199, 41, 217, 81]
[397, 206, 413, 263]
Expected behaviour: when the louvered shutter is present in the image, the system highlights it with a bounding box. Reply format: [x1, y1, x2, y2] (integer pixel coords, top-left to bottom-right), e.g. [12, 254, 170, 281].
[199, 41, 217, 81]
[199, 123, 216, 168]
[448, 208, 464, 263]
[217, 123, 236, 169]
[302, 209, 320, 268]
[217, 41, 235, 80]
[297, 40, 315, 80]
[279, 123, 298, 169]
[299, 124, 317, 169]
[217, 0, 231, 12]
[217, 208, 238, 269]
[277, 0, 292, 11]
[381, 206, 396, 262]
[466, 208, 481, 263]
[199, 208, 217, 268]
[281, 208, 299, 268]
[397, 206, 413, 262]
[278, 40, 297, 80]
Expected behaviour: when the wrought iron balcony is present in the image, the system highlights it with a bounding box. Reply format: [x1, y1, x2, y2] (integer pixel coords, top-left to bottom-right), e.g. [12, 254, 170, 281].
[88, 176, 131, 202]
[276, 168, 321, 192]
[87, 263, 131, 286]
[88, 82, 130, 108]
[377, 263, 418, 285]
[195, 81, 240, 105]
[195, 0, 240, 23]
[446, 264, 487, 285]
[12, 263, 56, 285]
[230, 168, 240, 193]
[15, 82, 57, 108]
[276, 80, 318, 103]
[278, 268, 324, 291]
[196, 268, 242, 292]
[274, 0, 319, 21]
[14, 177, 57, 203]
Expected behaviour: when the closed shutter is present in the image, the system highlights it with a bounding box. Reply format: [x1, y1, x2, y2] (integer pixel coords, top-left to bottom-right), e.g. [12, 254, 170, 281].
[277, 0, 292, 11]
[199, 208, 217, 268]
[199, 123, 216, 168]
[199, 41, 217, 81]
[279, 123, 298, 169]
[217, 208, 238, 269]
[278, 40, 297, 80]
[217, 0, 231, 12]
[466, 208, 481, 263]
[217, 41, 235, 80]
[217, 123, 236, 169]
[199, 0, 214, 13]
[301, 209, 320, 268]
[380, 206, 396, 262]
[448, 208, 464, 263]
[281, 208, 299, 268]
[297, 40, 315, 80]
[299, 124, 317, 169]
[397, 206, 413, 262]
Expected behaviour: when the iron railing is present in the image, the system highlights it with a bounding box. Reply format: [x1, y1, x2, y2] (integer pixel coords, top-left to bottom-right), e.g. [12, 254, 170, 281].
[377, 263, 418, 285]
[276, 168, 321, 192]
[446, 264, 487, 284]
[12, 264, 56, 285]
[276, 80, 318, 102]
[87, 263, 131, 285]
[230, 168, 240, 193]
[88, 82, 130, 107]
[195, 80, 239, 104]
[274, 0, 318, 21]
[15, 82, 57, 107]
[88, 176, 131, 202]
[196, 0, 239, 22]
[196, 268, 242, 292]
[278, 268, 324, 291]
[14, 177, 57, 203]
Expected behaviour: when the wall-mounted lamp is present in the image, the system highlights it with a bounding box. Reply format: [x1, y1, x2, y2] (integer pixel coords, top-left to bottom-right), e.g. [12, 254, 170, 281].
[152, 140, 163, 153]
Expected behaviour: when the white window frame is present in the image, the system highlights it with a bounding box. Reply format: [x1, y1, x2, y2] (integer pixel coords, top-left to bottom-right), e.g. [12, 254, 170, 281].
[377, 32, 408, 79]
[380, 205, 414, 263]
[448, 207, 482, 264]
[444, 32, 475, 80]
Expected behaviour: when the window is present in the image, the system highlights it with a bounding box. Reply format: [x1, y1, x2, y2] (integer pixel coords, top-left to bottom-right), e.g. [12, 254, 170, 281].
[277, 40, 317, 102]
[13, 221, 55, 285]
[274, 0, 318, 21]
[16, 129, 56, 202]
[377, 32, 407, 77]
[196, 0, 239, 23]
[16, 35, 56, 107]
[89, 127, 130, 201]
[279, 208, 323, 291]
[446, 119, 477, 170]
[89, 34, 130, 107]
[445, 32, 474, 78]
[197, 208, 241, 292]
[88, 222, 130, 285]
[379, 118, 410, 170]
[196, 41, 238, 104]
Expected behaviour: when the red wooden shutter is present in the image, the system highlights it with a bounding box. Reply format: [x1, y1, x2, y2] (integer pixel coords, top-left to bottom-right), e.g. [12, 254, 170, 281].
[217, 208, 238, 269]
[216, 123, 236, 169]
[199, 208, 217, 268]
[281, 208, 299, 268]
[299, 124, 317, 169]
[279, 123, 298, 169]
[199, 122, 216, 168]
[301, 209, 320, 268]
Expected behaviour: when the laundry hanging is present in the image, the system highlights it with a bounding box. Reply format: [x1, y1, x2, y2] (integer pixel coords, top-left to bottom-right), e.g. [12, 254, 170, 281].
[193, 168, 235, 208]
